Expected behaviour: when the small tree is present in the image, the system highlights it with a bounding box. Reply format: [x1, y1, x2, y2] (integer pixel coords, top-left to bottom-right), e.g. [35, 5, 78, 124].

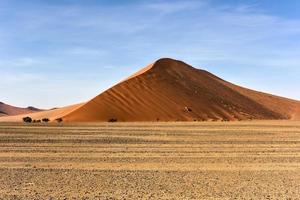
[23, 116, 32, 123]
[42, 118, 50, 123]
[108, 118, 117, 122]
[56, 118, 63, 123]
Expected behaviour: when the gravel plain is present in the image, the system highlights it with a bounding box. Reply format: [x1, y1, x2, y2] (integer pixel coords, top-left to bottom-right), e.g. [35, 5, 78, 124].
[0, 121, 299, 199]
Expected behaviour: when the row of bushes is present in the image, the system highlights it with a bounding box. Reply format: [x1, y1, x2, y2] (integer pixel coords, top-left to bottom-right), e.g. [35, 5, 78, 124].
[23, 117, 63, 123]
[23, 117, 49, 123]
[23, 116, 119, 123]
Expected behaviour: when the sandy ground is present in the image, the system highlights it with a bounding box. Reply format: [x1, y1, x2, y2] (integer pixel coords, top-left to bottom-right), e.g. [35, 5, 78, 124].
[0, 121, 300, 199]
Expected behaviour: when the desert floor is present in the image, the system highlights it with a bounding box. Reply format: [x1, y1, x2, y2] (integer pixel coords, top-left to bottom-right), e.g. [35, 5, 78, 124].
[0, 121, 299, 199]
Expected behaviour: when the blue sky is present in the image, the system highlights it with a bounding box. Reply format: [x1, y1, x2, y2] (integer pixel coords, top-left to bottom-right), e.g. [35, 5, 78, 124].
[0, 0, 300, 108]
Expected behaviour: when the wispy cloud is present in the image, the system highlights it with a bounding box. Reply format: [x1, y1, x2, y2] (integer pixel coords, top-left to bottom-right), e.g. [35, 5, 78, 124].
[0, 57, 42, 67]
[62, 47, 108, 56]
[1, 71, 45, 84]
[143, 1, 206, 14]
[1, 0, 300, 106]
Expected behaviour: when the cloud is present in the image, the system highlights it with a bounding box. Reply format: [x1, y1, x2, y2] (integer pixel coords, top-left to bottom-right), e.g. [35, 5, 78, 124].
[62, 47, 108, 56]
[0, 57, 42, 68]
[2, 1, 300, 71]
[143, 1, 206, 14]
[0, 71, 45, 84]
[1, 0, 300, 106]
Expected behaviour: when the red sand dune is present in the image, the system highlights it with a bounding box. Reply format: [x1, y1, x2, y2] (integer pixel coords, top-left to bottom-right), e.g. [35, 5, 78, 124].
[0, 102, 42, 117]
[1, 58, 300, 122]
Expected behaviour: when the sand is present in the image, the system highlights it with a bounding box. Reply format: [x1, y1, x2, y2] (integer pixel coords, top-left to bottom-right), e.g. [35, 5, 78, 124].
[1, 58, 300, 122]
[0, 121, 300, 199]
[0, 102, 42, 117]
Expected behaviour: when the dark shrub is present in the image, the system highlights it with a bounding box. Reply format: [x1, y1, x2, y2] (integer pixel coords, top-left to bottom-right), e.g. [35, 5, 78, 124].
[23, 117, 32, 123]
[108, 118, 117, 122]
[42, 118, 50, 123]
[56, 118, 63, 123]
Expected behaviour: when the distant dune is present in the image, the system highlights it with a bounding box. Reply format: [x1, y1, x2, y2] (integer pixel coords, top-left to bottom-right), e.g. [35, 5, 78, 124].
[0, 103, 83, 122]
[1, 58, 300, 122]
[0, 102, 42, 117]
